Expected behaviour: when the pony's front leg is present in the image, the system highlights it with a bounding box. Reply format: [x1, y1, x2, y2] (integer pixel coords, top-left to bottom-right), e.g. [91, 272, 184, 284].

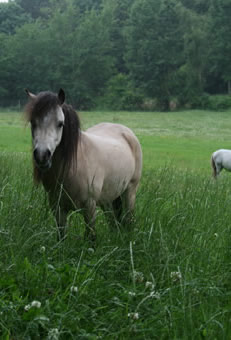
[83, 200, 97, 242]
[55, 207, 68, 241]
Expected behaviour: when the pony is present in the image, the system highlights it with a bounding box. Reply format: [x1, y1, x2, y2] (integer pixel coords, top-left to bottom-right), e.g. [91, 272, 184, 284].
[211, 149, 231, 178]
[25, 89, 142, 241]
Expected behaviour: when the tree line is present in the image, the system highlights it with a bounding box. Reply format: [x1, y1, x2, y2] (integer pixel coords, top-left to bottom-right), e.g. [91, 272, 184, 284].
[0, 0, 231, 110]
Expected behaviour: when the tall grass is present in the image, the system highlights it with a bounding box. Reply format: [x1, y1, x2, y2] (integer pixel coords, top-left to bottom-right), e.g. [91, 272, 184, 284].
[1, 153, 231, 338]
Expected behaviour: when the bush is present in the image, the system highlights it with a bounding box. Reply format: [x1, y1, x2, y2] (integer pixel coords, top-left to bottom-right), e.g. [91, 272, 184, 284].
[206, 95, 231, 111]
[183, 94, 231, 111]
[98, 74, 144, 110]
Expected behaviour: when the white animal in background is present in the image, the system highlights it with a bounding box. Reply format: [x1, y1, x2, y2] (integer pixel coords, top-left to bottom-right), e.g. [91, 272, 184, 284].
[211, 149, 231, 178]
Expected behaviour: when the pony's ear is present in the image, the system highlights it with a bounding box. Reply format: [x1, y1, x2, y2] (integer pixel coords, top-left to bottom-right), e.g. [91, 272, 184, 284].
[58, 88, 65, 105]
[25, 89, 36, 99]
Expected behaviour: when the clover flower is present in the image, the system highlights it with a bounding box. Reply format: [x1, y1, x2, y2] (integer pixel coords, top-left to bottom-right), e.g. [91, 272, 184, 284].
[128, 312, 139, 320]
[48, 328, 59, 340]
[40, 246, 46, 253]
[128, 291, 136, 296]
[133, 270, 144, 283]
[24, 300, 41, 311]
[170, 271, 182, 282]
[70, 286, 78, 293]
[149, 290, 161, 299]
[145, 281, 155, 290]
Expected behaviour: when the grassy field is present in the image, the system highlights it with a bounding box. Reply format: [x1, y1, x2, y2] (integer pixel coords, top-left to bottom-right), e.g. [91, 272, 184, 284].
[2, 109, 231, 170]
[1, 109, 231, 338]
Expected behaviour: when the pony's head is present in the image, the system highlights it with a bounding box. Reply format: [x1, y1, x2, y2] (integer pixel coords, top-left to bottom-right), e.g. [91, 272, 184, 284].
[25, 89, 65, 171]
[25, 89, 80, 176]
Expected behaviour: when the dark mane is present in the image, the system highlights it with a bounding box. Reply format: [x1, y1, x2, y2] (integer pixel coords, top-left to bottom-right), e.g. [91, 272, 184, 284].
[25, 91, 60, 122]
[60, 103, 81, 174]
[25, 91, 81, 183]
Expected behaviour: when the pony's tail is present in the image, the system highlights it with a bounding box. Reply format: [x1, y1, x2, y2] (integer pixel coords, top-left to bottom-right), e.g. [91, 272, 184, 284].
[211, 155, 217, 179]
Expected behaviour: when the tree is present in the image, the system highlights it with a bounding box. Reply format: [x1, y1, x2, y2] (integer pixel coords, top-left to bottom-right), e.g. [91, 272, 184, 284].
[209, 0, 231, 94]
[14, 0, 49, 18]
[0, 21, 53, 105]
[176, 6, 210, 103]
[126, 0, 184, 109]
[180, 0, 210, 14]
[0, 1, 30, 34]
[0, 1, 115, 108]
[101, 0, 134, 73]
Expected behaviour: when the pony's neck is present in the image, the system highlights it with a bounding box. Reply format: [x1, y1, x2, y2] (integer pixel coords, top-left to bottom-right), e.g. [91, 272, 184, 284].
[35, 145, 66, 192]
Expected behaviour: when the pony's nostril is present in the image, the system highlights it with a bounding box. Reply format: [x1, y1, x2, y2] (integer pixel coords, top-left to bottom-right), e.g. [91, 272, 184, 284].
[45, 149, 51, 161]
[33, 148, 51, 165]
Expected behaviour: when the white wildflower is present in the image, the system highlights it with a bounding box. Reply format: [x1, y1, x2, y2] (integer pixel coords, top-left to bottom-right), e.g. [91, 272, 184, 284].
[149, 291, 160, 300]
[133, 271, 144, 283]
[47, 264, 55, 270]
[70, 286, 78, 293]
[24, 300, 41, 311]
[128, 312, 139, 320]
[145, 281, 155, 290]
[31, 300, 41, 308]
[170, 271, 182, 282]
[48, 328, 59, 340]
[24, 304, 31, 311]
[40, 246, 46, 253]
[87, 248, 95, 254]
[128, 291, 136, 297]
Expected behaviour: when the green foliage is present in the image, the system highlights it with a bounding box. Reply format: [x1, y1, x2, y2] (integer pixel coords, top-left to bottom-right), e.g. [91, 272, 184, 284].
[205, 95, 231, 111]
[125, 0, 184, 110]
[0, 0, 230, 110]
[209, 0, 231, 91]
[14, 0, 49, 19]
[179, 6, 209, 100]
[99, 74, 144, 110]
[0, 1, 30, 34]
[181, 94, 231, 110]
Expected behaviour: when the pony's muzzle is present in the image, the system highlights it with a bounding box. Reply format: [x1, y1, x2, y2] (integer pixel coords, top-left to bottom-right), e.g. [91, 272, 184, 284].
[33, 147, 52, 170]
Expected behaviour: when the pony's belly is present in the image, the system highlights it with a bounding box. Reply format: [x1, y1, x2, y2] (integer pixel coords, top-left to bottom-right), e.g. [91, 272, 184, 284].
[223, 160, 231, 171]
[99, 175, 130, 203]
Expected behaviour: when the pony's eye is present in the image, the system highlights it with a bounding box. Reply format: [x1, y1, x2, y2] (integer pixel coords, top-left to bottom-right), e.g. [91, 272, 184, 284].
[58, 121, 64, 128]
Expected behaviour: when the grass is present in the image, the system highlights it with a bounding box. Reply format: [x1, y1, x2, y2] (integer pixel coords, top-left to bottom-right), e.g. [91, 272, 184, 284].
[1, 109, 231, 171]
[1, 109, 231, 338]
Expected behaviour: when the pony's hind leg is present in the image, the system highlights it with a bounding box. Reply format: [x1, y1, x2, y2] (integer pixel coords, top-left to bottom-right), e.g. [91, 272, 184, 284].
[121, 183, 137, 228]
[211, 156, 222, 179]
[83, 199, 97, 242]
[112, 196, 123, 224]
[104, 196, 123, 229]
[214, 164, 223, 179]
[101, 200, 121, 230]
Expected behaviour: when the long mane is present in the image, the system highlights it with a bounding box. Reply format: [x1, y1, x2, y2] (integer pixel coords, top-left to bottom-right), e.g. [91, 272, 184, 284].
[60, 103, 81, 173]
[25, 91, 81, 183]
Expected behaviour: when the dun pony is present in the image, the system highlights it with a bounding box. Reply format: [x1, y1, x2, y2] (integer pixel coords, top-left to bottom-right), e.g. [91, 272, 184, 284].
[25, 89, 142, 241]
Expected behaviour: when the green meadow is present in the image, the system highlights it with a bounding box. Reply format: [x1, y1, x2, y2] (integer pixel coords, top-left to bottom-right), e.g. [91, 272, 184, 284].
[1, 109, 231, 339]
[1, 109, 231, 170]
